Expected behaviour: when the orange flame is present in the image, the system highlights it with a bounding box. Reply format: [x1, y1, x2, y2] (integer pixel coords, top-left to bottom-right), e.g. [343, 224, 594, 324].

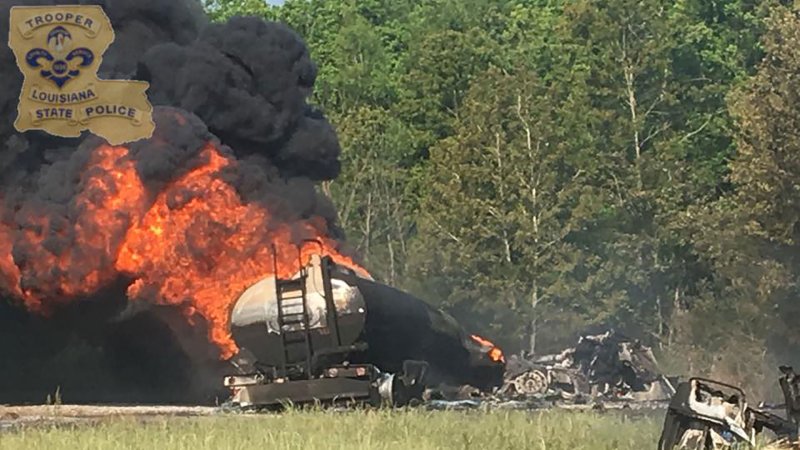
[0, 142, 367, 359]
[0, 217, 21, 300]
[470, 334, 505, 364]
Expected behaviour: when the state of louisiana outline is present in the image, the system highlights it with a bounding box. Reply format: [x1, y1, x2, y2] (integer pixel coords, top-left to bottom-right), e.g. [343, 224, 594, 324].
[8, 5, 154, 145]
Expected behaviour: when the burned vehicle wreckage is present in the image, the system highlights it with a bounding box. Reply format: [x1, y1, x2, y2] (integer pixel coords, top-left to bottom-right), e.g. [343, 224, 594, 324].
[222, 244, 505, 408]
[501, 330, 676, 403]
[657, 367, 800, 449]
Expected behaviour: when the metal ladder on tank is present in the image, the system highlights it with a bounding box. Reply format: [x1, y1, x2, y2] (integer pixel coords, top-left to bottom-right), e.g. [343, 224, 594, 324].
[273, 245, 314, 378]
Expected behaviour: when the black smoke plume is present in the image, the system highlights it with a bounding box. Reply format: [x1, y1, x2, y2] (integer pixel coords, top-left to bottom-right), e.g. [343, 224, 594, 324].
[0, 0, 345, 403]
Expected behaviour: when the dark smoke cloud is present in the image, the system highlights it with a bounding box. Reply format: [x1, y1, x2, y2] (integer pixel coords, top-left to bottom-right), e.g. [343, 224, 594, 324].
[0, 0, 347, 402]
[137, 16, 341, 180]
[97, 0, 208, 78]
[1, 0, 341, 182]
[2, 104, 344, 303]
[0, 0, 347, 298]
[0, 0, 344, 239]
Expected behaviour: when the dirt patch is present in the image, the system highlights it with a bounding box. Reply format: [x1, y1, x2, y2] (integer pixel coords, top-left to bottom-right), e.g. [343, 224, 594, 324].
[0, 404, 220, 431]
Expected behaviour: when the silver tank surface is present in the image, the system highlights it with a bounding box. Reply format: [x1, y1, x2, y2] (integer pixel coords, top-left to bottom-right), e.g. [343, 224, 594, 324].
[231, 255, 366, 362]
[227, 255, 506, 390]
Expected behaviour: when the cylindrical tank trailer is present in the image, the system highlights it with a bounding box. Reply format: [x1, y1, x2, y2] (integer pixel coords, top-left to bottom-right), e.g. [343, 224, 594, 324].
[225, 253, 505, 407]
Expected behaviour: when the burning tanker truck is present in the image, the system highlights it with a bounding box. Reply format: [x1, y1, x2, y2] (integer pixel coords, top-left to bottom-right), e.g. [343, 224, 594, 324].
[223, 246, 506, 408]
[0, 1, 505, 406]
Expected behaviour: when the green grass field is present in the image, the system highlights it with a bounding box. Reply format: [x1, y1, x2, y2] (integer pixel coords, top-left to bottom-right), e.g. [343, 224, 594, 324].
[0, 409, 662, 450]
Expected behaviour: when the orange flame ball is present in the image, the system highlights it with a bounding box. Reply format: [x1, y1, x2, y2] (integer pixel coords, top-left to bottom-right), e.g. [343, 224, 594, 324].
[0, 145, 146, 312]
[0, 219, 22, 300]
[0, 142, 369, 360]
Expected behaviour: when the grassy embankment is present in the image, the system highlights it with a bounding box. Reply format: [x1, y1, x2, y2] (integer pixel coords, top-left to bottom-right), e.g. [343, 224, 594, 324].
[1, 409, 661, 450]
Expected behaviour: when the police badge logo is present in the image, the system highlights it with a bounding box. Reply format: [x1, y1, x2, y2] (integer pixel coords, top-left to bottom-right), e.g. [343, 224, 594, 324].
[26, 25, 95, 88]
[8, 6, 155, 145]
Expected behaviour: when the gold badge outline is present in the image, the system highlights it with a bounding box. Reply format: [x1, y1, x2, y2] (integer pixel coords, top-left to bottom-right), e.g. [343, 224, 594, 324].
[8, 5, 155, 145]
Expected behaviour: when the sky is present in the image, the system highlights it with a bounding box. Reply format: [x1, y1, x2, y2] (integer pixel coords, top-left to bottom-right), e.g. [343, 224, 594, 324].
[267, 0, 285, 5]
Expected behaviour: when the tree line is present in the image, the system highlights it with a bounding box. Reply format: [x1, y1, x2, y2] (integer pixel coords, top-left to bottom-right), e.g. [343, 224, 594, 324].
[205, 0, 800, 395]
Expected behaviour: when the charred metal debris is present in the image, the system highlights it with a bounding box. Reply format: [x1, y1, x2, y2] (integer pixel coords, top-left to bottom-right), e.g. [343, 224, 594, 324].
[499, 330, 676, 404]
[657, 367, 800, 449]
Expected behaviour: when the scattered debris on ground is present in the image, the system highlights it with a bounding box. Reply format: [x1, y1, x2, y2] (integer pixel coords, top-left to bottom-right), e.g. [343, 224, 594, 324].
[498, 330, 676, 404]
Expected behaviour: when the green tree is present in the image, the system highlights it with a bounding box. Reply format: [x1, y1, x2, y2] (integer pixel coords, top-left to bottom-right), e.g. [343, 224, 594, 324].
[328, 106, 417, 285]
[410, 67, 604, 352]
[666, 4, 800, 393]
[551, 0, 769, 347]
[203, 0, 276, 21]
[279, 1, 405, 111]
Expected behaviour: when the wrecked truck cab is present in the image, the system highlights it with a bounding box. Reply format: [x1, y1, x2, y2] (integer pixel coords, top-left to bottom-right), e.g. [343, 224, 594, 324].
[658, 378, 755, 450]
[659, 367, 800, 450]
